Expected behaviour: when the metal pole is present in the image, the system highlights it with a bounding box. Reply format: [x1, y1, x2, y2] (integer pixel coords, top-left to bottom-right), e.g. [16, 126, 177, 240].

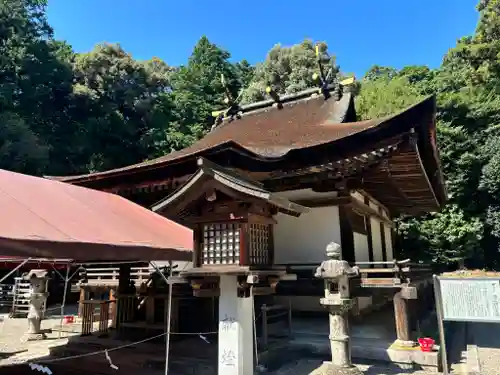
[165, 261, 173, 375]
[251, 286, 260, 370]
[0, 258, 31, 284]
[58, 263, 71, 338]
[433, 275, 449, 375]
[149, 261, 174, 375]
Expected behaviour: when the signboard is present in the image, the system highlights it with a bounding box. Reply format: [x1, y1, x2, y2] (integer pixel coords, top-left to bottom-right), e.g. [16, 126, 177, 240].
[433, 275, 500, 375]
[440, 278, 500, 322]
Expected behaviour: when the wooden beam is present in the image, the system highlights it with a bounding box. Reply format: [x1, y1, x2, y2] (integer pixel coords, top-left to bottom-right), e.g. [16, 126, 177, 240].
[293, 196, 351, 207]
[348, 196, 394, 227]
[359, 189, 390, 218]
[379, 206, 388, 262]
[364, 197, 375, 266]
[380, 221, 388, 262]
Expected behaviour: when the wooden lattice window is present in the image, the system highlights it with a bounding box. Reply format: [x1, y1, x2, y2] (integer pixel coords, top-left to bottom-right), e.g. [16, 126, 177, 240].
[249, 224, 271, 265]
[201, 223, 241, 265]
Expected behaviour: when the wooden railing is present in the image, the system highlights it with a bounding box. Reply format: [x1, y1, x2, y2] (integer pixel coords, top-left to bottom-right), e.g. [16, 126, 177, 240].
[260, 302, 292, 350]
[81, 266, 152, 286]
[354, 259, 432, 288]
[80, 300, 113, 336]
[274, 259, 433, 295]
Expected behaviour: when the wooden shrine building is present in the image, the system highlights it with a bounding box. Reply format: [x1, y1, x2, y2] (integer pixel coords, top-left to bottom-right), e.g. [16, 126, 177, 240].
[51, 80, 446, 356]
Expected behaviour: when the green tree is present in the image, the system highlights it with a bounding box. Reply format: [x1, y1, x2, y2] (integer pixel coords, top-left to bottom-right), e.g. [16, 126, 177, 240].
[356, 75, 424, 120]
[235, 59, 255, 89]
[72, 43, 173, 171]
[167, 36, 242, 138]
[0, 0, 75, 175]
[358, 0, 500, 268]
[0, 112, 48, 174]
[241, 39, 338, 103]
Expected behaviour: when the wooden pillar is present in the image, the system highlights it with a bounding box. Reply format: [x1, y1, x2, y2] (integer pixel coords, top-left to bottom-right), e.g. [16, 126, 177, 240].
[170, 297, 179, 333]
[98, 301, 110, 335]
[364, 197, 375, 265]
[81, 302, 94, 336]
[109, 288, 117, 329]
[339, 205, 355, 263]
[393, 291, 414, 346]
[116, 265, 131, 329]
[78, 287, 88, 317]
[146, 296, 155, 324]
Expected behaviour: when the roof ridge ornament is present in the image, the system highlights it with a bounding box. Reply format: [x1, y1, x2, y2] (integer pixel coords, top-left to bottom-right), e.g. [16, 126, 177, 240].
[265, 86, 283, 109]
[210, 46, 351, 130]
[211, 73, 243, 129]
[312, 44, 342, 100]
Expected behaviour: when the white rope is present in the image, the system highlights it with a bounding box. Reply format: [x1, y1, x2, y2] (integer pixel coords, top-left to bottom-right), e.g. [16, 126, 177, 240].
[2, 329, 219, 368]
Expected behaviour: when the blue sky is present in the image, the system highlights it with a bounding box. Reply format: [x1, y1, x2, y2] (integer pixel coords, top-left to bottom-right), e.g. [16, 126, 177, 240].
[47, 0, 479, 78]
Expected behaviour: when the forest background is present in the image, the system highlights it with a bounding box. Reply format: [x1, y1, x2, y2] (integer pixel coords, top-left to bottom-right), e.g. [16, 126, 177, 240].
[2, 0, 500, 268]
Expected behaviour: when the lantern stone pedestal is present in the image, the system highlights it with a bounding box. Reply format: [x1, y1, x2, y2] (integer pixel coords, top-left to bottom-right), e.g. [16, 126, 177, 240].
[21, 270, 49, 342]
[217, 275, 253, 375]
[309, 243, 363, 375]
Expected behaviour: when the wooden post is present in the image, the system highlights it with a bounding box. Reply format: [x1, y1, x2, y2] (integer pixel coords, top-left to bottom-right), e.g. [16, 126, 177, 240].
[81, 302, 94, 336]
[116, 265, 131, 330]
[78, 287, 87, 317]
[261, 304, 268, 350]
[109, 288, 117, 329]
[146, 296, 155, 324]
[170, 297, 179, 333]
[98, 301, 110, 335]
[393, 291, 413, 346]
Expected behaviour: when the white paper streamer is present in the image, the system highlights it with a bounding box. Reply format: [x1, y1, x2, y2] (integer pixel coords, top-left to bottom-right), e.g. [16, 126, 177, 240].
[199, 334, 210, 343]
[29, 363, 52, 375]
[105, 349, 119, 370]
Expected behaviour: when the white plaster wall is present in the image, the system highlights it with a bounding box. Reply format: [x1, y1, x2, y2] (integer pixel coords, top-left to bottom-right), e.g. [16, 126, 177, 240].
[353, 232, 370, 262]
[368, 201, 384, 262]
[274, 206, 342, 265]
[384, 225, 394, 261]
[370, 218, 384, 262]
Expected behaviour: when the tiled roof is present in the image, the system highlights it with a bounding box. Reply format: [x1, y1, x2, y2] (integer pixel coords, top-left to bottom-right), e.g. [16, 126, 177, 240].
[50, 92, 358, 183]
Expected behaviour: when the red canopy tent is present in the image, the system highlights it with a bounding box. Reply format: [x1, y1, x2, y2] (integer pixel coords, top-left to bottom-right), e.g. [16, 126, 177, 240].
[0, 256, 70, 270]
[0, 169, 192, 262]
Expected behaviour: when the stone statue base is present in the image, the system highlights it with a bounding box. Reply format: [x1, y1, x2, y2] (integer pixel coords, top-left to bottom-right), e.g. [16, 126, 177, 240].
[393, 339, 416, 348]
[309, 362, 363, 375]
[21, 332, 47, 342]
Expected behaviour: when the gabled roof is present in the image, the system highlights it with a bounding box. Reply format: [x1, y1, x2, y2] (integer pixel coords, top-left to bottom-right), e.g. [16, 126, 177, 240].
[47, 90, 446, 215]
[0, 169, 192, 261]
[152, 158, 309, 218]
[49, 91, 356, 184]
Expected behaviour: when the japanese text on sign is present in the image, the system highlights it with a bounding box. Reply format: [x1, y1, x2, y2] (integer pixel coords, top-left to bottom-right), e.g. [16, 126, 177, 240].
[440, 279, 500, 322]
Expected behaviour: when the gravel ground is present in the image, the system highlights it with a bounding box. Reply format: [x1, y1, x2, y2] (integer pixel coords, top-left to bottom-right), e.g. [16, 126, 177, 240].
[468, 322, 500, 375]
[265, 359, 436, 375]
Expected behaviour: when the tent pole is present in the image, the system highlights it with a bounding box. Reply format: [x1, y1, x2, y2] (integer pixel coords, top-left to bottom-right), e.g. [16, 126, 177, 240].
[149, 261, 174, 375]
[58, 263, 71, 338]
[0, 258, 31, 284]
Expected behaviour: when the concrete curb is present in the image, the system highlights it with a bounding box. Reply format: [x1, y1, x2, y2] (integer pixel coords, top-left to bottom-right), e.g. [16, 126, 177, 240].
[465, 344, 480, 375]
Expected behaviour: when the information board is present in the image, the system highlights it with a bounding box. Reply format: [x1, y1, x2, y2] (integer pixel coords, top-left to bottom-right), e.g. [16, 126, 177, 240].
[433, 276, 500, 375]
[439, 278, 500, 322]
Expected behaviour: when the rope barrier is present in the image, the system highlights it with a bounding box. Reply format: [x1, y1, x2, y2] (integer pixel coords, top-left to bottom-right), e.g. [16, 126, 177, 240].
[1, 329, 220, 369]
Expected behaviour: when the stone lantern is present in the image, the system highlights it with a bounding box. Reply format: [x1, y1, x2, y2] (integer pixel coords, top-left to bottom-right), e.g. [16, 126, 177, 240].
[312, 242, 362, 375]
[22, 269, 50, 341]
